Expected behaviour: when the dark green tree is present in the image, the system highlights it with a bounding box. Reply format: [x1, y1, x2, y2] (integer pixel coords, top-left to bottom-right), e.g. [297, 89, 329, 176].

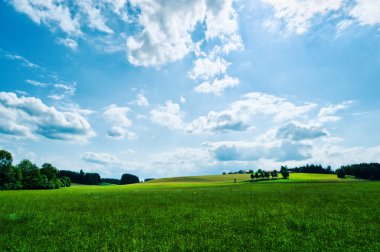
[336, 168, 345, 179]
[0, 150, 13, 189]
[40, 163, 58, 181]
[250, 173, 254, 181]
[280, 166, 290, 179]
[272, 170, 278, 179]
[17, 160, 42, 189]
[120, 173, 140, 184]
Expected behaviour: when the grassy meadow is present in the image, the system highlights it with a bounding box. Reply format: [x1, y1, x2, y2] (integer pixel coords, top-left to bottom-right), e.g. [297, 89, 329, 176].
[0, 174, 379, 251]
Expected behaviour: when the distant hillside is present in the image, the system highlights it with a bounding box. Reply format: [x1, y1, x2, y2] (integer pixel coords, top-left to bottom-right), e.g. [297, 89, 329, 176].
[146, 173, 360, 184]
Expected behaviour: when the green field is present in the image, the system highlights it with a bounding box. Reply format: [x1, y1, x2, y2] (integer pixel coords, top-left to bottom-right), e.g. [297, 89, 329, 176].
[0, 174, 379, 251]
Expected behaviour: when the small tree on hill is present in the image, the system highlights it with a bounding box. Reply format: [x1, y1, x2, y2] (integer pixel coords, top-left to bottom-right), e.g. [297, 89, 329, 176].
[255, 172, 259, 179]
[336, 168, 345, 179]
[250, 173, 254, 181]
[280, 166, 289, 179]
[120, 173, 140, 184]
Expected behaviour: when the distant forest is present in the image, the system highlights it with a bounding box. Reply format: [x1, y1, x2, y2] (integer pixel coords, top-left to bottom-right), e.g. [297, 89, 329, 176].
[0, 149, 140, 190]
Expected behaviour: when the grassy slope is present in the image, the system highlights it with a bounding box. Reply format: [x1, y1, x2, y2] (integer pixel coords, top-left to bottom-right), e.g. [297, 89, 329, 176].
[0, 175, 379, 251]
[146, 173, 359, 185]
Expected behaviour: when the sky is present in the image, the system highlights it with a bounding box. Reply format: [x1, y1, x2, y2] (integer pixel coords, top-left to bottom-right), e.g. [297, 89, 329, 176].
[1, 0, 380, 179]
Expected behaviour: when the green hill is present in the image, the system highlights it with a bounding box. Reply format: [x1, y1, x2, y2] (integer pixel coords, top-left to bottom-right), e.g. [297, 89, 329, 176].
[145, 172, 359, 185]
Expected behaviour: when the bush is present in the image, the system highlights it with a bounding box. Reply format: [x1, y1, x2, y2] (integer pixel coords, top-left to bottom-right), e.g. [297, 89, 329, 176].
[336, 169, 345, 179]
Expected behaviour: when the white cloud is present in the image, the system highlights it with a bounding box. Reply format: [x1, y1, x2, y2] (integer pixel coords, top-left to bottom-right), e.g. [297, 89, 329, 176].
[4, 51, 41, 69]
[187, 92, 316, 134]
[148, 147, 213, 177]
[103, 104, 136, 140]
[317, 101, 352, 124]
[276, 122, 327, 141]
[188, 56, 230, 80]
[56, 37, 78, 50]
[0, 92, 95, 141]
[150, 100, 184, 129]
[26, 79, 49, 87]
[82, 151, 123, 165]
[349, 0, 380, 26]
[126, 0, 241, 67]
[77, 0, 113, 34]
[135, 93, 149, 107]
[180, 96, 186, 104]
[262, 0, 342, 34]
[10, 0, 81, 35]
[194, 75, 239, 95]
[205, 138, 312, 162]
[335, 19, 354, 36]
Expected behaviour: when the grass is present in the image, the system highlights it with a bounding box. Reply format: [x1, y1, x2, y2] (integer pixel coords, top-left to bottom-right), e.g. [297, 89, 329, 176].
[146, 172, 360, 185]
[0, 174, 379, 251]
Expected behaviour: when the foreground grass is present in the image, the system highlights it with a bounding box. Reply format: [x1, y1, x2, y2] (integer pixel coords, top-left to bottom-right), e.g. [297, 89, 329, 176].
[0, 181, 379, 251]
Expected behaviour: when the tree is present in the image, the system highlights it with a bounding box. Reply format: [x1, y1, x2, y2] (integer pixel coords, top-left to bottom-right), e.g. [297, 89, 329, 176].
[79, 169, 85, 184]
[40, 163, 58, 181]
[0, 150, 13, 189]
[120, 173, 140, 184]
[17, 159, 42, 189]
[250, 173, 254, 181]
[272, 170, 278, 180]
[336, 168, 346, 179]
[255, 172, 259, 179]
[280, 166, 290, 179]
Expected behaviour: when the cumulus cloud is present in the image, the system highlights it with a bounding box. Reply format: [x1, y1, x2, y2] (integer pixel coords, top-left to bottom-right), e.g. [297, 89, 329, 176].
[82, 151, 123, 165]
[276, 122, 327, 141]
[188, 56, 230, 81]
[56, 37, 78, 50]
[126, 0, 241, 67]
[187, 92, 316, 134]
[349, 0, 380, 26]
[150, 100, 184, 129]
[0, 92, 95, 141]
[206, 139, 312, 162]
[262, 0, 342, 34]
[317, 101, 352, 124]
[10, 0, 81, 35]
[135, 93, 149, 107]
[76, 0, 113, 34]
[148, 147, 213, 177]
[194, 75, 239, 95]
[103, 104, 136, 140]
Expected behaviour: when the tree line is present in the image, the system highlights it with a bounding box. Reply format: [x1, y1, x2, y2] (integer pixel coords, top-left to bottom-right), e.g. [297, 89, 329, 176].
[288, 164, 334, 174]
[336, 163, 380, 180]
[0, 149, 141, 190]
[0, 150, 71, 190]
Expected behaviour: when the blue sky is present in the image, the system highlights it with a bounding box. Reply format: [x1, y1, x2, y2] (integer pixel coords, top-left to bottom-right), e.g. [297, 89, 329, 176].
[1, 0, 380, 179]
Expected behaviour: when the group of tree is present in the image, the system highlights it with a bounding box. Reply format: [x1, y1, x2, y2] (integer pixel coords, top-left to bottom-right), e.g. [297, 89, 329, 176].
[249, 169, 279, 181]
[0, 150, 71, 190]
[336, 163, 380, 180]
[59, 170, 140, 185]
[1, 149, 142, 190]
[59, 170, 101, 185]
[288, 164, 334, 174]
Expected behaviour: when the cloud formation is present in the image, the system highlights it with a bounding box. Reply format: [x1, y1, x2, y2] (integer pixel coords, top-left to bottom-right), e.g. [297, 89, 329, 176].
[126, 0, 241, 67]
[276, 122, 327, 141]
[262, 0, 342, 34]
[0, 92, 95, 141]
[103, 104, 136, 140]
[150, 100, 184, 129]
[187, 92, 316, 133]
